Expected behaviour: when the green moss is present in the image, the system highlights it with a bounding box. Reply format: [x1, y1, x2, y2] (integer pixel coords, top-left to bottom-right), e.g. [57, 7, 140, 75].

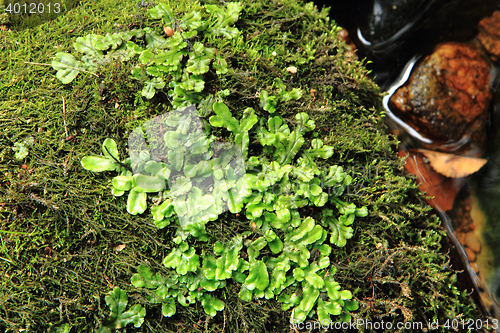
[0, 0, 487, 332]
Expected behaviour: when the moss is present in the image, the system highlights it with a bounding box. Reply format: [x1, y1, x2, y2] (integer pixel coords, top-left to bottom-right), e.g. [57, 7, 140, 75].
[0, 0, 489, 332]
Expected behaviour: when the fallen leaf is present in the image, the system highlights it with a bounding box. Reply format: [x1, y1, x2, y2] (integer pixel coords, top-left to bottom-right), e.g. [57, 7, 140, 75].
[114, 244, 126, 252]
[415, 149, 488, 178]
[399, 150, 466, 212]
[164, 26, 175, 37]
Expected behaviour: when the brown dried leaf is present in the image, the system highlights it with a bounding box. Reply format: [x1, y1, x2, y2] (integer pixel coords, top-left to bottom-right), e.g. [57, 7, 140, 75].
[114, 244, 126, 252]
[164, 26, 175, 37]
[416, 149, 487, 178]
[399, 150, 465, 212]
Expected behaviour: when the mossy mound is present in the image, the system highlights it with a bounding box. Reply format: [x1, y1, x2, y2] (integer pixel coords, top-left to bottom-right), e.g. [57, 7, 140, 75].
[0, 0, 488, 332]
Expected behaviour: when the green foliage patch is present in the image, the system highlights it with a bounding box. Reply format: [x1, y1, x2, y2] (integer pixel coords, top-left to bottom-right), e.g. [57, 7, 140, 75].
[69, 2, 371, 327]
[82, 99, 368, 325]
[51, 1, 241, 107]
[95, 287, 146, 333]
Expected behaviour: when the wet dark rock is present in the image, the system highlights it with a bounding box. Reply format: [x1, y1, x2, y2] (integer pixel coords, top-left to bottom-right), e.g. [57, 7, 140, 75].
[389, 42, 492, 153]
[478, 11, 500, 63]
[316, 0, 499, 89]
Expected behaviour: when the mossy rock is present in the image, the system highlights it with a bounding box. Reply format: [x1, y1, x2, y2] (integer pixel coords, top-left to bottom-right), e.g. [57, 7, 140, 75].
[0, 0, 487, 332]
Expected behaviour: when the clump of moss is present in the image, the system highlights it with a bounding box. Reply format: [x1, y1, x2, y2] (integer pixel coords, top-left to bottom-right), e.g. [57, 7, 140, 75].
[0, 0, 488, 332]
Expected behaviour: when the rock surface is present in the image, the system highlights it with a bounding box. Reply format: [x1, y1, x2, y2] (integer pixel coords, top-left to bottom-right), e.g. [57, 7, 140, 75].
[450, 190, 498, 317]
[478, 11, 500, 63]
[389, 42, 492, 153]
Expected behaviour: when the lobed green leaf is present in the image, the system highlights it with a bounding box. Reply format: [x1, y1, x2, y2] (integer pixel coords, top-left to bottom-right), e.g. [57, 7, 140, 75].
[81, 156, 119, 172]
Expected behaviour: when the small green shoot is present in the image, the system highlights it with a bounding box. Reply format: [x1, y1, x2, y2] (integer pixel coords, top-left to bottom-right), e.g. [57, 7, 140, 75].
[12, 136, 34, 160]
[95, 287, 146, 333]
